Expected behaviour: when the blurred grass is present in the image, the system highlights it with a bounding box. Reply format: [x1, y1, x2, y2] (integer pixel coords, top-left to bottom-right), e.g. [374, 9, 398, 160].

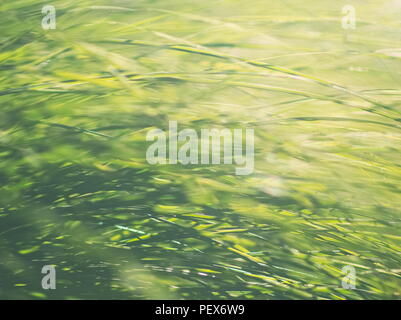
[0, 0, 400, 299]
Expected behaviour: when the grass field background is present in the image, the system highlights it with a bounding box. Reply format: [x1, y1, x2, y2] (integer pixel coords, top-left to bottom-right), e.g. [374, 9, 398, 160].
[0, 0, 400, 299]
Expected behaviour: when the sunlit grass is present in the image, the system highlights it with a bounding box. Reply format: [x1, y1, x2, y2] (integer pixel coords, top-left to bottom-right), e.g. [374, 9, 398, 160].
[0, 0, 400, 299]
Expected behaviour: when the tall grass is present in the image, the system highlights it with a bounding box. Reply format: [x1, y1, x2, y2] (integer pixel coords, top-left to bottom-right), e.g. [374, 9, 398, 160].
[0, 0, 400, 299]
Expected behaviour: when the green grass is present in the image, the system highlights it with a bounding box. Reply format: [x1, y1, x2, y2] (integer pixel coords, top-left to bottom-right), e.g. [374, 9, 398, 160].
[0, 0, 400, 299]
